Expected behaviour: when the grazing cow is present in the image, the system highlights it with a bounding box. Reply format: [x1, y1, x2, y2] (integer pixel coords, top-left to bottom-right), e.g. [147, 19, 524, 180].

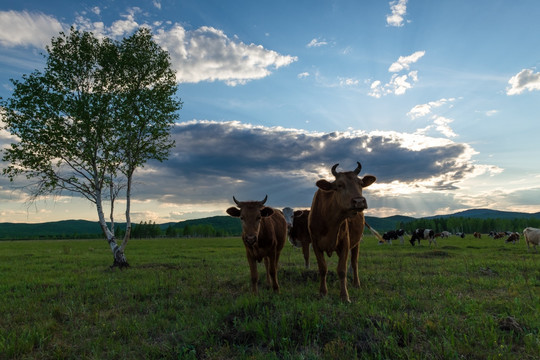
[226, 195, 287, 294]
[308, 162, 376, 302]
[410, 228, 437, 246]
[287, 209, 312, 269]
[382, 229, 406, 245]
[440, 231, 451, 238]
[505, 232, 520, 244]
[473, 232, 482, 239]
[523, 227, 540, 252]
[455, 232, 466, 238]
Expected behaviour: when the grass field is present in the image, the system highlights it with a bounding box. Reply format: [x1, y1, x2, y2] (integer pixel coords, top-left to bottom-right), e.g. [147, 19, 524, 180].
[0, 235, 538, 359]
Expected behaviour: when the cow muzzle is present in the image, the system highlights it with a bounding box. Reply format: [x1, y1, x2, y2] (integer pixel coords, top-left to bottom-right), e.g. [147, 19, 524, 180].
[244, 235, 257, 246]
[351, 197, 368, 211]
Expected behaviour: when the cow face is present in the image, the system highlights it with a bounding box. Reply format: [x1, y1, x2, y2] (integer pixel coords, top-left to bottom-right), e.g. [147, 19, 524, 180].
[282, 207, 294, 231]
[316, 162, 376, 216]
[227, 196, 274, 246]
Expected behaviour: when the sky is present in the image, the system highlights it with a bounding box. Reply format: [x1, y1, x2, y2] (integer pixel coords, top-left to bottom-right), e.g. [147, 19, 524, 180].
[1, 0, 540, 224]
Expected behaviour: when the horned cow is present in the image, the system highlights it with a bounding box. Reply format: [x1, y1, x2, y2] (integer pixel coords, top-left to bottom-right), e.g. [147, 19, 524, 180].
[226, 195, 287, 294]
[308, 162, 376, 302]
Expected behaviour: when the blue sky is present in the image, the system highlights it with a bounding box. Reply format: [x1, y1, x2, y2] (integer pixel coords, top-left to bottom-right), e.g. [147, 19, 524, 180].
[1, 0, 540, 224]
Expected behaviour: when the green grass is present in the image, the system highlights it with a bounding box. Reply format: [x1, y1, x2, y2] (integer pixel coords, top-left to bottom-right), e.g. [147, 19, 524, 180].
[0, 236, 538, 359]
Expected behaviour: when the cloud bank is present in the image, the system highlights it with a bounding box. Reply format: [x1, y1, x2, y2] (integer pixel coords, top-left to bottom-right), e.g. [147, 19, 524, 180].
[0, 9, 297, 87]
[129, 121, 487, 208]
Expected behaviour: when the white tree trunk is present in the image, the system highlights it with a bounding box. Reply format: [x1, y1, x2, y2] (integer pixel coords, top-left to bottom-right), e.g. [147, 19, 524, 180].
[96, 189, 129, 268]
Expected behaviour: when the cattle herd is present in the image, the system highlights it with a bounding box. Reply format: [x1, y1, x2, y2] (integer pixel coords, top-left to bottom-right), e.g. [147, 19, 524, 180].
[226, 162, 540, 302]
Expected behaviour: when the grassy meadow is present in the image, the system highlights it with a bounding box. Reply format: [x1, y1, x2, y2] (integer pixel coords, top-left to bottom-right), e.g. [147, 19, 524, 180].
[0, 234, 538, 359]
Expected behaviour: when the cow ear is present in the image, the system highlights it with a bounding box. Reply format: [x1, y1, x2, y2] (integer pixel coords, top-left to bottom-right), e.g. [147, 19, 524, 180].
[316, 179, 335, 191]
[361, 175, 376, 188]
[226, 207, 241, 217]
[261, 207, 274, 217]
[293, 210, 304, 217]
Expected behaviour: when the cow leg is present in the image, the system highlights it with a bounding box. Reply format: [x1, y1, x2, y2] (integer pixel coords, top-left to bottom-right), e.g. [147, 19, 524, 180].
[350, 245, 360, 288]
[312, 244, 328, 297]
[302, 242, 310, 269]
[247, 256, 259, 294]
[337, 251, 350, 303]
[264, 255, 280, 293]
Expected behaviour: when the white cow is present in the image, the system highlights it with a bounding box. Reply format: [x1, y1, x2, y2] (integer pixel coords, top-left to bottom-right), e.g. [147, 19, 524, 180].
[523, 227, 540, 252]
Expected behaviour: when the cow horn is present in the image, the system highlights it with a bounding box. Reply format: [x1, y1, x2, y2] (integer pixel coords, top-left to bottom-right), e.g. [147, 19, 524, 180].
[233, 196, 240, 206]
[331, 163, 339, 177]
[261, 194, 268, 205]
[353, 161, 362, 175]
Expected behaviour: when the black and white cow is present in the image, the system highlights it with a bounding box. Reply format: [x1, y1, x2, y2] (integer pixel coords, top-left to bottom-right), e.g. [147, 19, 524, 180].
[410, 228, 436, 246]
[382, 229, 405, 245]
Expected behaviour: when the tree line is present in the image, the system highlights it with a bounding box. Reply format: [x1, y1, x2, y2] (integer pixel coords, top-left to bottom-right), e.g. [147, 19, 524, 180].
[398, 217, 540, 235]
[113, 221, 237, 239]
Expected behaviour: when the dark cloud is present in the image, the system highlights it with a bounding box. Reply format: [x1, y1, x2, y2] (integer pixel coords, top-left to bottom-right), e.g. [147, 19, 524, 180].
[135, 120, 478, 207]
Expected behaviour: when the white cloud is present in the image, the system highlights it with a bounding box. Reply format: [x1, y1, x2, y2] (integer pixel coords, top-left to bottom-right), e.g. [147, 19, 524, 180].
[298, 72, 310, 79]
[91, 7, 101, 15]
[0, 10, 64, 48]
[307, 38, 328, 47]
[153, 1, 162, 10]
[407, 98, 456, 119]
[433, 116, 457, 138]
[155, 25, 297, 86]
[369, 71, 419, 97]
[388, 51, 425, 72]
[506, 68, 540, 95]
[339, 77, 359, 86]
[108, 7, 141, 37]
[386, 0, 408, 27]
[369, 51, 425, 98]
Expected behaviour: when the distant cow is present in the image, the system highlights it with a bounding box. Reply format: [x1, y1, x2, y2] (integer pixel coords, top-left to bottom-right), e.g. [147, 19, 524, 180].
[226, 195, 287, 294]
[285, 209, 312, 269]
[473, 232, 482, 239]
[440, 231, 451, 238]
[382, 229, 405, 245]
[410, 228, 436, 246]
[490, 231, 506, 239]
[308, 162, 376, 302]
[456, 232, 466, 238]
[523, 227, 540, 252]
[505, 232, 520, 244]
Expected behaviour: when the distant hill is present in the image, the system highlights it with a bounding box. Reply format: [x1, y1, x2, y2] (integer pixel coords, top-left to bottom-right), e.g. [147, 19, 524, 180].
[0, 220, 103, 240]
[365, 215, 415, 232]
[2, 209, 540, 239]
[166, 216, 242, 236]
[426, 208, 540, 220]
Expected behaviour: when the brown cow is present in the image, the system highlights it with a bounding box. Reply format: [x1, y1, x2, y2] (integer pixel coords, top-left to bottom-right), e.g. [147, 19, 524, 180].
[473, 232, 482, 239]
[288, 209, 312, 269]
[226, 195, 287, 294]
[308, 162, 376, 302]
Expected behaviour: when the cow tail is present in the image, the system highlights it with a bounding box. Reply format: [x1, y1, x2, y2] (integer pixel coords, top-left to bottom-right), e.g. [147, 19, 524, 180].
[365, 221, 385, 243]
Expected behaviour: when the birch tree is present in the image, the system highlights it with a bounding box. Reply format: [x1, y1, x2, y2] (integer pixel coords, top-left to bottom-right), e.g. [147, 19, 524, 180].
[0, 27, 181, 267]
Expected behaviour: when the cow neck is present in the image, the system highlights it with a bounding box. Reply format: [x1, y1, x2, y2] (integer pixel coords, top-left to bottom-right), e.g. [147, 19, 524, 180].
[317, 191, 350, 235]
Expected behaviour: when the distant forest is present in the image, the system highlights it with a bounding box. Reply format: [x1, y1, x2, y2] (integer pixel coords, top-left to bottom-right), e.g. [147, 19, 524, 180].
[399, 216, 540, 234]
[2, 213, 540, 240]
